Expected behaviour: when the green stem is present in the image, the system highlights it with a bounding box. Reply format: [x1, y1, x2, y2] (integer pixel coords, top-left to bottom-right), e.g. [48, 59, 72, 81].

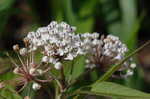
[68, 60, 74, 83]
[55, 86, 61, 99]
[60, 66, 66, 92]
[93, 40, 150, 85]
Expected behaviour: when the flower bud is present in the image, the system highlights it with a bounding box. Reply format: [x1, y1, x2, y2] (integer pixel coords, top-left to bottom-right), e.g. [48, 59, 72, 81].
[37, 69, 44, 75]
[130, 63, 136, 69]
[54, 62, 62, 70]
[29, 68, 36, 75]
[13, 67, 20, 74]
[19, 48, 28, 56]
[32, 82, 41, 90]
[23, 37, 30, 47]
[85, 59, 90, 64]
[13, 44, 19, 51]
[42, 56, 49, 63]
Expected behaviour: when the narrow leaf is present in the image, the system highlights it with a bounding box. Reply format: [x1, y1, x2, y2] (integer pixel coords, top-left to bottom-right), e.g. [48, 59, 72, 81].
[91, 82, 150, 99]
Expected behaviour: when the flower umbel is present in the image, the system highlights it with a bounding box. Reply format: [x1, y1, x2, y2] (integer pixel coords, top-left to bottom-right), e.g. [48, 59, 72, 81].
[11, 42, 52, 91]
[85, 34, 136, 77]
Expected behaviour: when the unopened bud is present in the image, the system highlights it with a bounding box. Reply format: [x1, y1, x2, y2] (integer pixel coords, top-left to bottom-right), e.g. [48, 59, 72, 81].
[13, 44, 19, 51]
[130, 63, 136, 69]
[13, 67, 20, 74]
[32, 82, 41, 90]
[54, 62, 62, 70]
[37, 69, 43, 75]
[29, 68, 36, 75]
[23, 37, 30, 47]
[42, 56, 49, 63]
[19, 48, 28, 56]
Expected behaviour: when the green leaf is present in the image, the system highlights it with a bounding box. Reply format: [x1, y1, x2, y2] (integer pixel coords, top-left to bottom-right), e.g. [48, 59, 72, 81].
[0, 72, 18, 81]
[0, 85, 22, 99]
[63, 56, 85, 84]
[70, 56, 85, 80]
[91, 82, 150, 99]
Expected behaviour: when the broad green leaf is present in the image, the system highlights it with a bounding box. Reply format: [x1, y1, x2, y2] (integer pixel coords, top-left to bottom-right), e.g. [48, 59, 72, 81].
[0, 72, 18, 81]
[91, 82, 150, 99]
[0, 85, 22, 99]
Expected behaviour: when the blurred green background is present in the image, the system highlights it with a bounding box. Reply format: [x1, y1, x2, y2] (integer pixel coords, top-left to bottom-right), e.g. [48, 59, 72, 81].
[0, 0, 150, 98]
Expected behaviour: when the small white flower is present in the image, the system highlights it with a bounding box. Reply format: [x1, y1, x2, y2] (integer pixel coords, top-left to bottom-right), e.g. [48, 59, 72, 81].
[114, 55, 123, 60]
[29, 68, 36, 75]
[37, 69, 44, 75]
[54, 62, 62, 70]
[64, 53, 74, 60]
[42, 56, 49, 62]
[86, 64, 96, 69]
[49, 57, 57, 64]
[19, 48, 28, 56]
[92, 39, 100, 45]
[32, 82, 41, 90]
[13, 44, 19, 51]
[85, 59, 90, 64]
[92, 33, 99, 38]
[130, 63, 136, 69]
[77, 48, 85, 55]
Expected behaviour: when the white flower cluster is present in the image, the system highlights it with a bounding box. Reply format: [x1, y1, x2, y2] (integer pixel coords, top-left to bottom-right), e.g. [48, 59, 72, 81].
[25, 21, 136, 75]
[84, 34, 136, 77]
[102, 35, 136, 77]
[102, 35, 128, 60]
[26, 21, 88, 69]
